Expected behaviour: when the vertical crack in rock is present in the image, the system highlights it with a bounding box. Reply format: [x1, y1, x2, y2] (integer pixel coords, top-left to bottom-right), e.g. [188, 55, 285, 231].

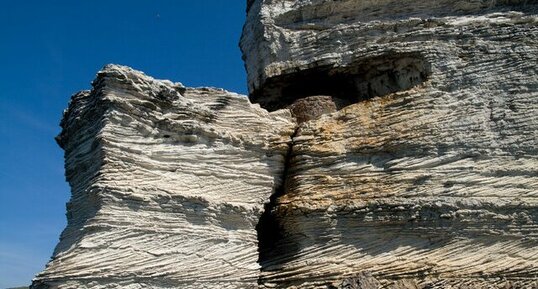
[243, 2, 538, 286]
[257, 125, 300, 270]
[255, 54, 432, 287]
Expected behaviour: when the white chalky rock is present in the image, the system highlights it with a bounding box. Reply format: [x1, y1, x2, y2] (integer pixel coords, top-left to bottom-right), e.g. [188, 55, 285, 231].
[31, 64, 295, 289]
[33, 0, 538, 288]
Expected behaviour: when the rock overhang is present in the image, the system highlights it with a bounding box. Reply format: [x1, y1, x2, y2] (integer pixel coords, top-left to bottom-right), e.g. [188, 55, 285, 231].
[241, 0, 537, 109]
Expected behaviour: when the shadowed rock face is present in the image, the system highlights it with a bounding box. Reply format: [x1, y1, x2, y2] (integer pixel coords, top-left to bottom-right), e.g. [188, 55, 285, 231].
[241, 0, 537, 97]
[33, 1, 538, 289]
[250, 53, 431, 112]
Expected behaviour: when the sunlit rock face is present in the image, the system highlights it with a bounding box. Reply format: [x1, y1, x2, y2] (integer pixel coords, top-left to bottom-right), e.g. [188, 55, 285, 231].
[241, 0, 537, 111]
[241, 0, 538, 288]
[33, 0, 538, 288]
[31, 64, 295, 289]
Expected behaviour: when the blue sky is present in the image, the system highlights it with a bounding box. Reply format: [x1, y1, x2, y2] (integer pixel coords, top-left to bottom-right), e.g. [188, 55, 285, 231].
[0, 1, 246, 287]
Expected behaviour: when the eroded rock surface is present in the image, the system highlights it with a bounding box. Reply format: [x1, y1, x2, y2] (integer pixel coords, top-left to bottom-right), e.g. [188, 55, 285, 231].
[289, 96, 337, 123]
[241, 0, 537, 111]
[31, 65, 295, 289]
[33, 0, 538, 288]
[242, 0, 538, 288]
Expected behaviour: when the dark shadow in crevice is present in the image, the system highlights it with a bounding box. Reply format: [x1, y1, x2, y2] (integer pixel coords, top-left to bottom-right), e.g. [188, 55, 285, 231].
[256, 128, 299, 263]
[256, 127, 300, 281]
[250, 52, 431, 112]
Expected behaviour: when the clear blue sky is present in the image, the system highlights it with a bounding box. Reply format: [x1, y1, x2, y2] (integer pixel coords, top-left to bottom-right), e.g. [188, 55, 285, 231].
[0, 1, 246, 287]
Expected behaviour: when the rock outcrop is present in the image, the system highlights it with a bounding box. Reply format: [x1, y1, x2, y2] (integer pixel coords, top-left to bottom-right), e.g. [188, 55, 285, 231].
[32, 65, 294, 288]
[33, 0, 538, 288]
[241, 0, 538, 288]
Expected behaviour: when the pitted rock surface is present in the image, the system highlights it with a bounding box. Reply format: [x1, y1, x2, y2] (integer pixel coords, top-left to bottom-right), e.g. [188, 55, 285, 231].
[288, 96, 337, 123]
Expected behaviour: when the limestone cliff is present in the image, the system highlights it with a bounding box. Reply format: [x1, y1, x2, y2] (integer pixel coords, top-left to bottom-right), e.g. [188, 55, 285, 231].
[241, 0, 538, 288]
[33, 0, 538, 288]
[32, 65, 294, 288]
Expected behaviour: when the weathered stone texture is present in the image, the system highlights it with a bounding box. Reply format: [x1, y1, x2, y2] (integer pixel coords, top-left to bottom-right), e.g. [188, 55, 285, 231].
[241, 0, 538, 110]
[288, 95, 337, 123]
[32, 65, 295, 289]
[32, 0, 538, 288]
[241, 0, 538, 288]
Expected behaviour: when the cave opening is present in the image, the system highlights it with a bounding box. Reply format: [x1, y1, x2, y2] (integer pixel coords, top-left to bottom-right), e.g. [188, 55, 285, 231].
[250, 53, 431, 112]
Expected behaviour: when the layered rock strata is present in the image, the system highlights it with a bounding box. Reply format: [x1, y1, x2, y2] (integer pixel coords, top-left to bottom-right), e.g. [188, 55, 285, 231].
[32, 65, 295, 289]
[33, 1, 538, 288]
[241, 0, 538, 288]
[241, 0, 538, 110]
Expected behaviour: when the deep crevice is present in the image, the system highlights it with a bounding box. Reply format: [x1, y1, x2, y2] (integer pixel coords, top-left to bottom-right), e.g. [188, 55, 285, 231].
[250, 53, 431, 112]
[256, 126, 300, 275]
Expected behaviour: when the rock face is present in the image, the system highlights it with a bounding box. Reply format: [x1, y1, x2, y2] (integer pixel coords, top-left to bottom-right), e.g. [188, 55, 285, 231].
[241, 0, 538, 288]
[33, 0, 538, 288]
[32, 65, 295, 288]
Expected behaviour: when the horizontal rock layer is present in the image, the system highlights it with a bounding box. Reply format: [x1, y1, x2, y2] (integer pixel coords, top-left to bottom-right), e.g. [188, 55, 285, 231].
[32, 65, 295, 289]
[241, 0, 538, 109]
[262, 84, 538, 288]
[242, 0, 538, 288]
[33, 1, 538, 288]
